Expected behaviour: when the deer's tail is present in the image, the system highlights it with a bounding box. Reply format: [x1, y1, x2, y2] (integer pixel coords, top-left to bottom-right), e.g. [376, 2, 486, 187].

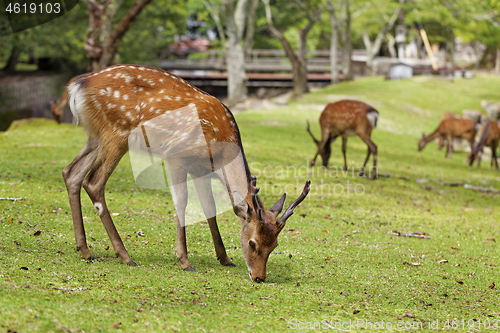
[366, 107, 379, 128]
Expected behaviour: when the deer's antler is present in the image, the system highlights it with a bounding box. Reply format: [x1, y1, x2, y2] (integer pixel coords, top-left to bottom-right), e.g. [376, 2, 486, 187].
[306, 120, 319, 144]
[276, 180, 311, 230]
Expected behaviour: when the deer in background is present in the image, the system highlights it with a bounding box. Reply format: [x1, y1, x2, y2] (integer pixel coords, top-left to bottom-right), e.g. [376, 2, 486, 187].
[306, 100, 379, 180]
[50, 77, 75, 124]
[418, 117, 477, 159]
[64, 64, 311, 282]
[437, 112, 457, 150]
[50, 91, 68, 124]
[468, 121, 500, 170]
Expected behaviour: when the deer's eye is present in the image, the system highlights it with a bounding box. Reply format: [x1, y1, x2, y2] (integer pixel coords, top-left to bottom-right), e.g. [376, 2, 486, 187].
[249, 240, 256, 250]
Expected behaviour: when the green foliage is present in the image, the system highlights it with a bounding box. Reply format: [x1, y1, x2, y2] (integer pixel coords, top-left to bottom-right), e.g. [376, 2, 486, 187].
[0, 2, 88, 70]
[120, 0, 187, 63]
[0, 0, 188, 70]
[1, 75, 500, 331]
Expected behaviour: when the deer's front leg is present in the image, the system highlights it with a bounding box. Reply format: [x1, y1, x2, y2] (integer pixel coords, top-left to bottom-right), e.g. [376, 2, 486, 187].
[175, 216, 194, 271]
[193, 177, 234, 267]
[493, 145, 499, 170]
[169, 166, 194, 271]
[446, 135, 453, 159]
[341, 136, 348, 171]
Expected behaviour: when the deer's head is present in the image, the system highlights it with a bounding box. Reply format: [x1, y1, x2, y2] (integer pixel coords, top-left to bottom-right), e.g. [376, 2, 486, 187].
[237, 177, 310, 283]
[306, 121, 331, 167]
[50, 101, 62, 124]
[417, 134, 427, 151]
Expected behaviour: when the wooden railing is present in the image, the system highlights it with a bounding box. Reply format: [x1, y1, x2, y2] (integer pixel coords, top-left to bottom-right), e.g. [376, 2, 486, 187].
[158, 49, 368, 76]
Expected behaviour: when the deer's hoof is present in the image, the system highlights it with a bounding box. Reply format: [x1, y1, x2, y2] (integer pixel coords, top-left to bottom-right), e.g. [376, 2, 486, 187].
[126, 260, 137, 266]
[86, 255, 98, 262]
[224, 261, 236, 267]
[184, 266, 196, 272]
[370, 174, 378, 180]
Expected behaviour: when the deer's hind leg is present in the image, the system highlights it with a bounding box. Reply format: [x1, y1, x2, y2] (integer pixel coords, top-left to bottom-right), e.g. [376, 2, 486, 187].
[358, 132, 378, 179]
[446, 135, 453, 159]
[341, 136, 348, 171]
[193, 176, 234, 267]
[82, 143, 134, 265]
[63, 138, 99, 260]
[493, 141, 499, 171]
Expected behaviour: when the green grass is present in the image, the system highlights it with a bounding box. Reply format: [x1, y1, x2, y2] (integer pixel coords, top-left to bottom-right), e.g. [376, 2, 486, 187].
[1, 75, 500, 332]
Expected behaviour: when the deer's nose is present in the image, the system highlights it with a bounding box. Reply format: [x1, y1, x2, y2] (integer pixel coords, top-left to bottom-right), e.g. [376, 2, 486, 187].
[254, 277, 265, 283]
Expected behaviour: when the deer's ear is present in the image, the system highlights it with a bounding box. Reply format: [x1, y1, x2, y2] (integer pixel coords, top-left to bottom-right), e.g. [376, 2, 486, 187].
[269, 193, 287, 218]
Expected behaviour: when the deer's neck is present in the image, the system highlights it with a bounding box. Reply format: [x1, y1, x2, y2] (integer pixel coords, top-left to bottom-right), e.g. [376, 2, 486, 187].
[424, 129, 442, 143]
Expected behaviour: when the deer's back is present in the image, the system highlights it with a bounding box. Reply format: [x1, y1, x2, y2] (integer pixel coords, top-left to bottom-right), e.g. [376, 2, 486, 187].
[319, 100, 374, 135]
[68, 65, 241, 162]
[439, 118, 475, 137]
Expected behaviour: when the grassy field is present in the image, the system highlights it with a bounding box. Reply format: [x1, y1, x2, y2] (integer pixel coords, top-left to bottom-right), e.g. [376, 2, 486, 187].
[1, 75, 500, 332]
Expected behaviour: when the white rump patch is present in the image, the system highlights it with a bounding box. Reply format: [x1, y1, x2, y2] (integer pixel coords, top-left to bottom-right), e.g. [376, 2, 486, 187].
[366, 111, 379, 129]
[67, 81, 87, 126]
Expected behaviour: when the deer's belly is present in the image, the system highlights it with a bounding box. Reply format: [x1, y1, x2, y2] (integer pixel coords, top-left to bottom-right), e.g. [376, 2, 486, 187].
[344, 129, 356, 137]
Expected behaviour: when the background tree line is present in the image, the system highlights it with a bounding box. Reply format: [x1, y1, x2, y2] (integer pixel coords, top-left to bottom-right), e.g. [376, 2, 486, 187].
[1, 0, 500, 103]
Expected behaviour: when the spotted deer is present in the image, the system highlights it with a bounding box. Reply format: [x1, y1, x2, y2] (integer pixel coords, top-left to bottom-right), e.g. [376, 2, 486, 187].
[468, 121, 500, 170]
[418, 117, 477, 159]
[306, 100, 379, 179]
[63, 64, 310, 282]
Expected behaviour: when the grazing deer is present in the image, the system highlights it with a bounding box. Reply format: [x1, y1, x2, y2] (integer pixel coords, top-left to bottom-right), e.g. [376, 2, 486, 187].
[306, 100, 379, 179]
[437, 112, 457, 150]
[468, 121, 500, 170]
[63, 64, 311, 282]
[418, 118, 477, 159]
[50, 77, 75, 124]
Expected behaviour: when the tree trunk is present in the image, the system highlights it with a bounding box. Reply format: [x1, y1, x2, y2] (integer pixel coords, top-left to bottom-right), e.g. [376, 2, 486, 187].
[473, 42, 481, 70]
[2, 45, 19, 71]
[84, 0, 152, 71]
[244, 0, 259, 55]
[496, 49, 500, 74]
[362, 7, 401, 75]
[445, 31, 455, 68]
[480, 49, 496, 70]
[342, 0, 353, 81]
[415, 34, 422, 59]
[297, 8, 322, 94]
[263, 0, 321, 95]
[223, 0, 250, 105]
[327, 0, 339, 84]
[203, 0, 226, 45]
[387, 34, 396, 58]
[266, 22, 303, 95]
